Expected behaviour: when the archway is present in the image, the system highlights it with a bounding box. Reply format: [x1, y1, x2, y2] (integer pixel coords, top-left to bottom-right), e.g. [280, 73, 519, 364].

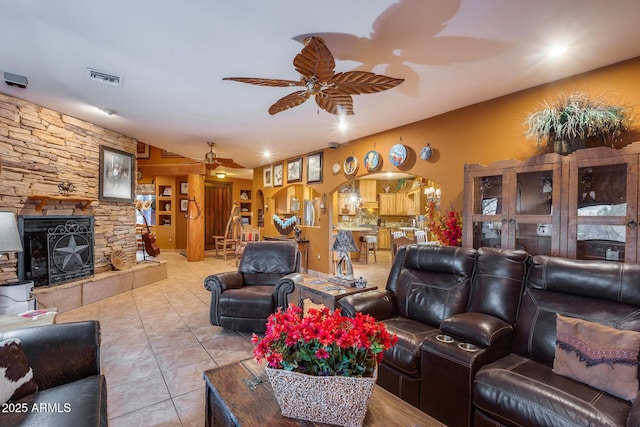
[329, 172, 442, 277]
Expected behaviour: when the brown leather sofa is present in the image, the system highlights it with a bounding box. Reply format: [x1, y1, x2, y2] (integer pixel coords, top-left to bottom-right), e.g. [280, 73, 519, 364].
[341, 246, 640, 427]
[338, 244, 478, 407]
[204, 240, 302, 332]
[0, 321, 107, 426]
[473, 255, 640, 427]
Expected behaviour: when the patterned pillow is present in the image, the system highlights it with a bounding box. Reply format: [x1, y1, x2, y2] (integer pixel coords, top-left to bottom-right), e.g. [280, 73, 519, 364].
[0, 338, 38, 404]
[553, 314, 640, 401]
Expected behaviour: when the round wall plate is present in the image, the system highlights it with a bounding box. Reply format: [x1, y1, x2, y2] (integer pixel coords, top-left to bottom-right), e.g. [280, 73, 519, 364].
[389, 144, 407, 166]
[420, 144, 433, 160]
[364, 150, 380, 171]
[344, 156, 358, 175]
[332, 162, 340, 174]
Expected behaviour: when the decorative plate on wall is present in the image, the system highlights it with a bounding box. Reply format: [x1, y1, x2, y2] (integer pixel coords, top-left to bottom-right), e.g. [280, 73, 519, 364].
[420, 144, 433, 160]
[364, 150, 380, 171]
[389, 144, 407, 166]
[332, 162, 341, 174]
[343, 156, 358, 175]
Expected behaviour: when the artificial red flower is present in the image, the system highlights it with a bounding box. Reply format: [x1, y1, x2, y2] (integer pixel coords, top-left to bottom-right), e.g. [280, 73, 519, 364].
[252, 304, 397, 378]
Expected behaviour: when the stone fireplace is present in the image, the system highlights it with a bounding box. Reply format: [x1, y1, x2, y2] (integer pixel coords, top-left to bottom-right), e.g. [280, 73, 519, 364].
[18, 216, 95, 287]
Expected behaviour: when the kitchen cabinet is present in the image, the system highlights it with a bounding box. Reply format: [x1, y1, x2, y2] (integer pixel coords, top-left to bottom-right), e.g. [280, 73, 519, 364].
[378, 228, 390, 249]
[359, 179, 378, 208]
[337, 193, 358, 215]
[395, 192, 407, 215]
[463, 143, 640, 263]
[406, 189, 422, 216]
[379, 193, 396, 215]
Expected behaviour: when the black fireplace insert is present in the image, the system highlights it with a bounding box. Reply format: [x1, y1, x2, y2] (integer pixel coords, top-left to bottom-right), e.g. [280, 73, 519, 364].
[18, 215, 94, 287]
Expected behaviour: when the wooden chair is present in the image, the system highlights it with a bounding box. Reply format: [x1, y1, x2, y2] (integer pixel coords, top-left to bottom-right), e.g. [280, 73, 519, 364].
[214, 201, 242, 261]
[414, 230, 428, 244]
[235, 227, 261, 266]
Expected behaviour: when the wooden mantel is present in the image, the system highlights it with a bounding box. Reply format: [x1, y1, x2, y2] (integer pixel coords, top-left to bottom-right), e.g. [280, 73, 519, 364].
[28, 195, 97, 211]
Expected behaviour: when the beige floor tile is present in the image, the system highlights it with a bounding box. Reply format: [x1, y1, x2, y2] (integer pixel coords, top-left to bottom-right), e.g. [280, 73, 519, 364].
[108, 399, 181, 427]
[173, 389, 205, 427]
[57, 250, 392, 424]
[162, 359, 218, 397]
[107, 371, 172, 419]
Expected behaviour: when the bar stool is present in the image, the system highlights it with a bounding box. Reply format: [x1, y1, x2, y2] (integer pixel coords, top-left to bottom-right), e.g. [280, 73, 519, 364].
[359, 234, 377, 264]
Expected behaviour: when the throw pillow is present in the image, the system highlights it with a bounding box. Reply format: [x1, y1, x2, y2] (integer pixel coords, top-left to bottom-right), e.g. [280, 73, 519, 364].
[0, 338, 38, 404]
[553, 314, 640, 401]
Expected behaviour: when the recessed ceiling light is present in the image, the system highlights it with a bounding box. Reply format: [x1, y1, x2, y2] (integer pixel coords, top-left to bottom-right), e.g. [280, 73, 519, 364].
[263, 150, 271, 159]
[547, 44, 568, 57]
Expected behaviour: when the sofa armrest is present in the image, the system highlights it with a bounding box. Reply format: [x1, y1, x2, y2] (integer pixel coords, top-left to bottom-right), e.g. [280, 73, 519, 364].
[274, 272, 303, 308]
[628, 392, 640, 427]
[204, 271, 243, 292]
[440, 312, 513, 347]
[338, 290, 397, 320]
[0, 321, 100, 391]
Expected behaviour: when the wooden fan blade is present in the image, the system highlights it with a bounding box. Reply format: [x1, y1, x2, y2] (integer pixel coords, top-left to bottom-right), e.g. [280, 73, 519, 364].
[269, 90, 311, 115]
[330, 71, 404, 95]
[293, 36, 335, 82]
[223, 77, 303, 88]
[315, 90, 354, 115]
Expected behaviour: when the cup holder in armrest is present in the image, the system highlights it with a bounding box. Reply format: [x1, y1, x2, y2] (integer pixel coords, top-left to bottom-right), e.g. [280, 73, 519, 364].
[436, 334, 454, 343]
[458, 342, 479, 352]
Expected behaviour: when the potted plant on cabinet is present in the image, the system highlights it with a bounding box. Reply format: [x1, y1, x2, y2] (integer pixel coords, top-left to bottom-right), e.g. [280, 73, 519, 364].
[524, 91, 630, 155]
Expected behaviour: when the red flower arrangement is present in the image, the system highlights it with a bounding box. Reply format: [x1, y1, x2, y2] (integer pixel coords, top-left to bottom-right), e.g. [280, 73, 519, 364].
[426, 201, 463, 246]
[252, 304, 397, 378]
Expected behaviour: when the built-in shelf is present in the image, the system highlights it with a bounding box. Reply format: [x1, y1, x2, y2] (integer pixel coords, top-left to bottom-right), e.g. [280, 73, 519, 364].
[28, 195, 97, 211]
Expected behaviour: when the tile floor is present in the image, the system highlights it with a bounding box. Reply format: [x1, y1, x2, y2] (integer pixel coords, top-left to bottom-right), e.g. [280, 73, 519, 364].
[56, 249, 393, 426]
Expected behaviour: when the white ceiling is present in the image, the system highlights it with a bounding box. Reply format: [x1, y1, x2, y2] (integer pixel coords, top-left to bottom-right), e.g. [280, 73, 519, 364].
[2, 0, 640, 179]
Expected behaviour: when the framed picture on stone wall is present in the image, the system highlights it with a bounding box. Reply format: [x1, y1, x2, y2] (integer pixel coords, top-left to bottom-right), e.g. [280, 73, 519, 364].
[99, 146, 135, 202]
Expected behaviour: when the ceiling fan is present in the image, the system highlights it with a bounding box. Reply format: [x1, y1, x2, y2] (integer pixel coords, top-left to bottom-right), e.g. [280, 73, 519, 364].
[223, 36, 404, 115]
[204, 142, 244, 169]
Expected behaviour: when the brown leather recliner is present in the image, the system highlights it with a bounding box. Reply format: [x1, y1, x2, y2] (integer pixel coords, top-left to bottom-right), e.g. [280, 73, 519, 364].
[473, 255, 640, 427]
[204, 240, 302, 332]
[339, 244, 478, 408]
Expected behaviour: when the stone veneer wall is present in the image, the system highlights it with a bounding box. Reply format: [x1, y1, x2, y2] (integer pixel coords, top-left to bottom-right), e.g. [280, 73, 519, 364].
[0, 93, 138, 284]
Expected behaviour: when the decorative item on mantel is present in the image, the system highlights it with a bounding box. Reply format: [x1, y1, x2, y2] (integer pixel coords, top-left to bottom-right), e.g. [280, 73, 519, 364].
[524, 91, 630, 155]
[252, 305, 398, 427]
[273, 214, 297, 237]
[58, 182, 75, 196]
[329, 229, 359, 286]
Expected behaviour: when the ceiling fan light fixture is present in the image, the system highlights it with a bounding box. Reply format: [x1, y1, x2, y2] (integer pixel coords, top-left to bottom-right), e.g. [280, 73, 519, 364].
[215, 172, 226, 179]
[205, 142, 216, 164]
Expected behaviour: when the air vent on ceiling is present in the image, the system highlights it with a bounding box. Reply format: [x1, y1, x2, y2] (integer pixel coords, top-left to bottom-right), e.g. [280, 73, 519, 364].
[87, 68, 123, 87]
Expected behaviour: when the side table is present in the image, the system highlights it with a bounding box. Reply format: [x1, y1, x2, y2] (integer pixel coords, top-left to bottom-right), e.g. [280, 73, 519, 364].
[0, 308, 58, 332]
[297, 277, 377, 310]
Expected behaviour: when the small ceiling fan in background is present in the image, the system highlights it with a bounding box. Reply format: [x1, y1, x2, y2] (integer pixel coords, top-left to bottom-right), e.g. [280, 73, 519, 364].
[223, 36, 404, 115]
[204, 142, 244, 169]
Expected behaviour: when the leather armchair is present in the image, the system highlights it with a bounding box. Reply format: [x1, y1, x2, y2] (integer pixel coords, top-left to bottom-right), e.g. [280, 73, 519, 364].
[204, 240, 302, 332]
[0, 321, 107, 426]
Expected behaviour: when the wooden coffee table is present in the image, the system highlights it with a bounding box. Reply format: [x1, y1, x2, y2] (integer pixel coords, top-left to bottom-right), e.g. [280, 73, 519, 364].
[204, 358, 445, 427]
[297, 277, 378, 310]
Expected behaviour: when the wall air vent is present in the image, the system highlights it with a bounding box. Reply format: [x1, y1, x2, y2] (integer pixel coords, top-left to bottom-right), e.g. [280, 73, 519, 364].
[87, 68, 123, 87]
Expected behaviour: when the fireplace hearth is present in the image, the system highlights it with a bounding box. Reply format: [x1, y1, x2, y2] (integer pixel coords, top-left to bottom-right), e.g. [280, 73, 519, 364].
[18, 216, 94, 287]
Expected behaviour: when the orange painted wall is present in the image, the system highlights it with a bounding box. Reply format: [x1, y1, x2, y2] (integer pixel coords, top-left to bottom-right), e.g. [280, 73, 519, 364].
[257, 57, 640, 274]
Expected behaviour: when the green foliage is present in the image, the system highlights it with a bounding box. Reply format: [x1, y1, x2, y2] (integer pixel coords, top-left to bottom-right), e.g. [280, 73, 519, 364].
[524, 92, 630, 149]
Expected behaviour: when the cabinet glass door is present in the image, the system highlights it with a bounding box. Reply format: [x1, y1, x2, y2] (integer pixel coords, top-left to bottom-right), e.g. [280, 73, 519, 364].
[568, 158, 638, 262]
[509, 166, 560, 256]
[469, 174, 505, 249]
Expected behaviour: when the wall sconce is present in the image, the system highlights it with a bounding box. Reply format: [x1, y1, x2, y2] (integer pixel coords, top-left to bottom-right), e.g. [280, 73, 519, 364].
[320, 193, 327, 213]
[215, 172, 226, 179]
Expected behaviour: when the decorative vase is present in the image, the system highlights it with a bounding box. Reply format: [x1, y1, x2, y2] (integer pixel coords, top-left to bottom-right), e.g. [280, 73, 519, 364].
[266, 367, 377, 427]
[553, 138, 585, 155]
